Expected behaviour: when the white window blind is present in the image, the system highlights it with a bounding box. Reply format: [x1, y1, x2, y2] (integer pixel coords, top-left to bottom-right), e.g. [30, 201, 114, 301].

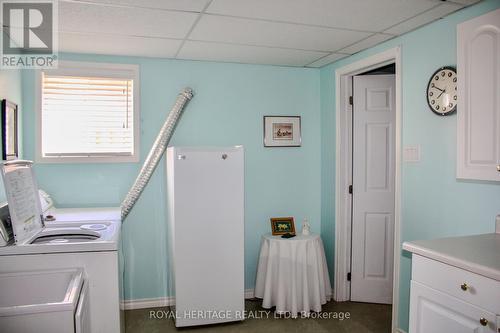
[41, 74, 135, 157]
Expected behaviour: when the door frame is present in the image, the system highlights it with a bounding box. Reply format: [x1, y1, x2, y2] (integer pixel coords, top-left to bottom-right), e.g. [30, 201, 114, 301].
[333, 46, 402, 333]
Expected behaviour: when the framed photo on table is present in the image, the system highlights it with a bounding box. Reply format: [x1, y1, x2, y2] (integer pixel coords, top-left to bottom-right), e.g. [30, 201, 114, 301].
[263, 116, 301, 147]
[1, 99, 19, 161]
[270, 217, 296, 236]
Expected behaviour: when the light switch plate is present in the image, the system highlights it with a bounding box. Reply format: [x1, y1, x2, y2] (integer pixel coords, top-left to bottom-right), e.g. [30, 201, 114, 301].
[403, 145, 421, 163]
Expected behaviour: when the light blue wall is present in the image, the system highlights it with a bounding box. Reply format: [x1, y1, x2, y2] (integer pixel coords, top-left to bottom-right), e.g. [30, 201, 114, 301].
[11, 0, 500, 327]
[21, 56, 322, 299]
[0, 68, 23, 201]
[320, 67, 336, 282]
[319, 0, 500, 330]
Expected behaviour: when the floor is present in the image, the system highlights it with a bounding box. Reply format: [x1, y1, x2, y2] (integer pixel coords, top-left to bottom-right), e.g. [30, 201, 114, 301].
[125, 299, 392, 333]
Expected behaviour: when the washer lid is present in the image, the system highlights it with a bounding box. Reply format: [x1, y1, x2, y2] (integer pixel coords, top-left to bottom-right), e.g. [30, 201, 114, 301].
[0, 161, 44, 244]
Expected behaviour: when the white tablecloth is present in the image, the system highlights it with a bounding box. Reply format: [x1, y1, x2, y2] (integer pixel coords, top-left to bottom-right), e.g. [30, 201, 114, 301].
[254, 233, 332, 317]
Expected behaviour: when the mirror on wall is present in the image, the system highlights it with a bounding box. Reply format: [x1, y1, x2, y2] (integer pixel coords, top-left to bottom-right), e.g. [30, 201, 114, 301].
[1, 99, 19, 161]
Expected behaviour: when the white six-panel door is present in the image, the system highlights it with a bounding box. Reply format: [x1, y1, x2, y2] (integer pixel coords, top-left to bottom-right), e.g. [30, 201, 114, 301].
[351, 74, 396, 304]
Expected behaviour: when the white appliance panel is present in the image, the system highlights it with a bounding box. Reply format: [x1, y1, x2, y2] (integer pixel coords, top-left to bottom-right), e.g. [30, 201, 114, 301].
[166, 147, 244, 327]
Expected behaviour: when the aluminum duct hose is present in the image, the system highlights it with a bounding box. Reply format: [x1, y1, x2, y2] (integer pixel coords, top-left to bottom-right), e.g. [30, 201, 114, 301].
[121, 87, 194, 221]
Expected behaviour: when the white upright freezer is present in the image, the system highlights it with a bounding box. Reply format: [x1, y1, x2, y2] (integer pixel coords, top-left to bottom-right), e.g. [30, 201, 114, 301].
[165, 146, 245, 327]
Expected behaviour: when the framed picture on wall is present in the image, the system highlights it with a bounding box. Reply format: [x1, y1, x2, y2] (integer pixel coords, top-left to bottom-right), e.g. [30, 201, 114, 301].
[270, 217, 296, 236]
[263, 116, 301, 147]
[1, 99, 19, 161]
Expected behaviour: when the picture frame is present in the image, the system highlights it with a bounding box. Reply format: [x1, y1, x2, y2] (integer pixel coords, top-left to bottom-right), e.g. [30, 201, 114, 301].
[270, 217, 296, 236]
[263, 116, 301, 147]
[1, 99, 19, 161]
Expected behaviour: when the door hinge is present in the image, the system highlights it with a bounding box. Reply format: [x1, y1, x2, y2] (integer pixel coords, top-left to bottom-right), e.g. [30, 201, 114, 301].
[349, 96, 353, 105]
[347, 272, 351, 281]
[348, 185, 353, 194]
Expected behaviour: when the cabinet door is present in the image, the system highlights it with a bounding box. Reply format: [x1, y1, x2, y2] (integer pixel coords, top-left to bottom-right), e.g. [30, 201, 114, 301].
[457, 8, 500, 181]
[409, 281, 496, 333]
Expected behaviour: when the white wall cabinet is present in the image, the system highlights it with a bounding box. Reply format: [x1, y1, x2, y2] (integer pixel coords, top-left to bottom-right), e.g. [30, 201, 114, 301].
[457, 8, 500, 181]
[409, 255, 500, 333]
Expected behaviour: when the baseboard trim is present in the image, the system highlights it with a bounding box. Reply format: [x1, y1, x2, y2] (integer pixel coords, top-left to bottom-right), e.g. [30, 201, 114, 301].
[120, 296, 174, 310]
[121, 289, 256, 310]
[244, 288, 255, 299]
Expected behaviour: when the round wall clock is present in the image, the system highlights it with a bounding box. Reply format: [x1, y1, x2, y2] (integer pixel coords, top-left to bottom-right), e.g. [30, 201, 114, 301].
[426, 66, 457, 116]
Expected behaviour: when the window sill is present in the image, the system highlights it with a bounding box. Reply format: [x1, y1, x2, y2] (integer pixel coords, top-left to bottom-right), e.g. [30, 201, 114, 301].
[35, 154, 140, 164]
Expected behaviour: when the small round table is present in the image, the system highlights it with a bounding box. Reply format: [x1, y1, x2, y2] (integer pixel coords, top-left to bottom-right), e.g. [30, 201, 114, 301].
[254, 233, 332, 317]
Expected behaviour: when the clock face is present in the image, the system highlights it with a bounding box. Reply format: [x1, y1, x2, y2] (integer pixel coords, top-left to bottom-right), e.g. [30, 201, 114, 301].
[426, 67, 457, 116]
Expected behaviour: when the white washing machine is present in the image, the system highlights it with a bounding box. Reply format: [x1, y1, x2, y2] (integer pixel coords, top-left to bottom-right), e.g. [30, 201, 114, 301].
[0, 161, 123, 333]
[39, 189, 122, 226]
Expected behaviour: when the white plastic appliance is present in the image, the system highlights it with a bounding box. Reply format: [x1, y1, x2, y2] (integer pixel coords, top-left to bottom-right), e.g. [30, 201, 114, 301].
[166, 146, 245, 327]
[0, 268, 89, 333]
[0, 161, 123, 333]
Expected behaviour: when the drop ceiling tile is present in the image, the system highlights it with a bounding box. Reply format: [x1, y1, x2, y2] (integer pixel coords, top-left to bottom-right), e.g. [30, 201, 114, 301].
[338, 33, 394, 54]
[384, 2, 463, 35]
[65, 0, 211, 12]
[60, 32, 182, 58]
[177, 41, 329, 67]
[207, 0, 439, 32]
[306, 53, 349, 68]
[59, 1, 198, 39]
[190, 15, 371, 52]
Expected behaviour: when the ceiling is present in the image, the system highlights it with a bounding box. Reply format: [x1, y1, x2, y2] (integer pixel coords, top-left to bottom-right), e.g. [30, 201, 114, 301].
[55, 0, 480, 67]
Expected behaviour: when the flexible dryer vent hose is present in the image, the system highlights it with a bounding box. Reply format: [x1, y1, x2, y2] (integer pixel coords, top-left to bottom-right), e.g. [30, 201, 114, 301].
[121, 87, 194, 221]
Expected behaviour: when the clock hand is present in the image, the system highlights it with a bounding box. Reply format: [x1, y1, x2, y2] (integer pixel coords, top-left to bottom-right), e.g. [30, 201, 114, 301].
[437, 89, 446, 99]
[434, 86, 444, 92]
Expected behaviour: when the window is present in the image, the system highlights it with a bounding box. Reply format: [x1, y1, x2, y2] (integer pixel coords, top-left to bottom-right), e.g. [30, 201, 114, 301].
[36, 61, 140, 163]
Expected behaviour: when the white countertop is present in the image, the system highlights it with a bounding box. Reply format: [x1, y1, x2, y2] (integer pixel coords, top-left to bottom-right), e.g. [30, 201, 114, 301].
[403, 233, 500, 281]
